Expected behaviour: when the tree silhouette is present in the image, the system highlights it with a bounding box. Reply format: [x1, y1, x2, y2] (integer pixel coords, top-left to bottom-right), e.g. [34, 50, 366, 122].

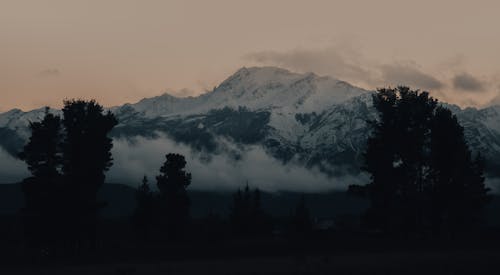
[428, 107, 489, 236]
[61, 99, 117, 249]
[19, 107, 62, 181]
[19, 101, 117, 253]
[62, 99, 117, 196]
[156, 153, 191, 239]
[230, 184, 271, 237]
[291, 195, 312, 237]
[133, 176, 154, 241]
[351, 87, 489, 236]
[354, 87, 435, 234]
[230, 187, 247, 236]
[18, 108, 63, 250]
[251, 188, 272, 236]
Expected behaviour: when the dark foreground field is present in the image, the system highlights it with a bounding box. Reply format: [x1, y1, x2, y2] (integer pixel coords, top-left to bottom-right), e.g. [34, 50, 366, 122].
[2, 249, 500, 275]
[2, 235, 500, 275]
[2, 183, 500, 274]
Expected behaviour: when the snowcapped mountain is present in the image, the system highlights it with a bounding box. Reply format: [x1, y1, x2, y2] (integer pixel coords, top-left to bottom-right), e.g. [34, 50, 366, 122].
[109, 67, 374, 175]
[1, 66, 500, 180]
[112, 67, 367, 117]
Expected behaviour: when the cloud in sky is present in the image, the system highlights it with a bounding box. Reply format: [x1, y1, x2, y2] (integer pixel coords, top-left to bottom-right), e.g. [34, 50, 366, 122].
[3, 1, 500, 111]
[38, 68, 60, 78]
[246, 47, 445, 91]
[452, 72, 485, 92]
[379, 63, 444, 90]
[246, 45, 500, 107]
[486, 84, 500, 106]
[245, 47, 376, 86]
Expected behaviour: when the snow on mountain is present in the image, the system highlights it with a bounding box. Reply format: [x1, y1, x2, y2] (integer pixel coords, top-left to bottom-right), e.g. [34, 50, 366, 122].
[2, 66, 500, 179]
[454, 105, 500, 174]
[114, 67, 368, 118]
[0, 107, 60, 139]
[109, 67, 370, 163]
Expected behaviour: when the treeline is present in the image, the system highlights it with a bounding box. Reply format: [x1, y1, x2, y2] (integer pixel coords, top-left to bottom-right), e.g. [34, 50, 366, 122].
[133, 165, 312, 242]
[12, 86, 493, 259]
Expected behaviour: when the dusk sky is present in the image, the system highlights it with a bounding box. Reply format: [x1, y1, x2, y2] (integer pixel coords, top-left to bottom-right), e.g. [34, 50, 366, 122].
[2, 0, 500, 111]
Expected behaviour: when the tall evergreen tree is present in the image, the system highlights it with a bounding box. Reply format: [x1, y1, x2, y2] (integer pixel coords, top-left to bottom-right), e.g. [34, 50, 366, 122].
[230, 184, 271, 237]
[19, 107, 62, 181]
[62, 100, 117, 198]
[133, 176, 154, 241]
[156, 153, 191, 239]
[230, 187, 246, 236]
[359, 87, 437, 233]
[251, 188, 269, 236]
[291, 195, 312, 236]
[19, 108, 63, 249]
[61, 99, 117, 248]
[352, 86, 489, 236]
[19, 100, 117, 252]
[428, 107, 489, 235]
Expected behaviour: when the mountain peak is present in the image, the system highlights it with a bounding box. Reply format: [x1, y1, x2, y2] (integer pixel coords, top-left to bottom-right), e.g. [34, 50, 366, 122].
[116, 66, 369, 117]
[219, 66, 304, 88]
[233, 66, 296, 76]
[214, 67, 326, 96]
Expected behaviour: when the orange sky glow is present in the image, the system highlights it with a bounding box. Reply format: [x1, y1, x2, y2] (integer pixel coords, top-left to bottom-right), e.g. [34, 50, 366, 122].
[2, 0, 500, 111]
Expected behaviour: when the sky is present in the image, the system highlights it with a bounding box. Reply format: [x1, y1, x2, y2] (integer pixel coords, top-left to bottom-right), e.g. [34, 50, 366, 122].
[2, 0, 500, 111]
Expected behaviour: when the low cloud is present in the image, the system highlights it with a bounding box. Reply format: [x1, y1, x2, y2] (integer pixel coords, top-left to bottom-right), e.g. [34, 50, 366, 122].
[108, 135, 367, 192]
[452, 72, 485, 92]
[3, 135, 500, 194]
[0, 147, 28, 183]
[485, 177, 500, 194]
[0, 133, 368, 191]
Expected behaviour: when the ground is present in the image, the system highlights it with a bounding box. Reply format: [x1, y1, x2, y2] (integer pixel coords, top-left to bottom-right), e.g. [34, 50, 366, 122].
[2, 249, 500, 275]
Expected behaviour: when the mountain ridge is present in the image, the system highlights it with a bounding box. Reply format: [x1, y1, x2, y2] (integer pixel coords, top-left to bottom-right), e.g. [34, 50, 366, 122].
[1, 66, 500, 188]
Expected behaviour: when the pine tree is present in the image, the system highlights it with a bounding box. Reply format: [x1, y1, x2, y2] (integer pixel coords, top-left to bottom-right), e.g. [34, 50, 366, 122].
[18, 108, 63, 250]
[62, 99, 117, 198]
[251, 188, 270, 236]
[358, 87, 436, 233]
[352, 87, 489, 236]
[19, 100, 118, 252]
[230, 188, 246, 236]
[428, 107, 489, 235]
[156, 153, 191, 239]
[61, 100, 117, 249]
[19, 107, 62, 181]
[133, 176, 154, 240]
[291, 195, 312, 236]
[230, 184, 271, 237]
